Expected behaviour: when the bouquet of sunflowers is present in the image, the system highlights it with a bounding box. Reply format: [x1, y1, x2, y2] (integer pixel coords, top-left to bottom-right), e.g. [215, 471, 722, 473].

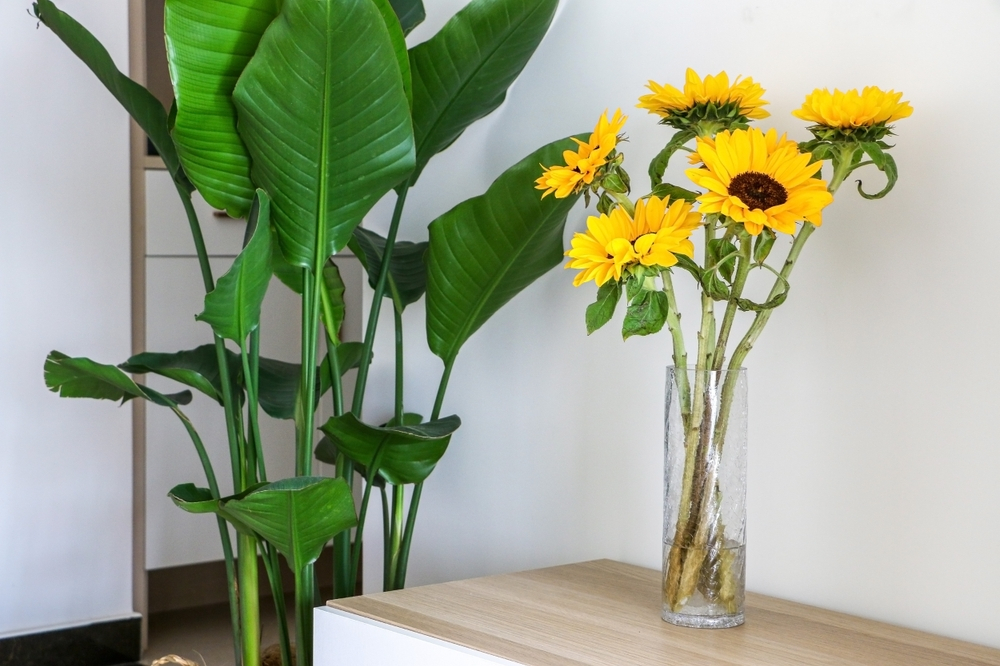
[537, 69, 911, 624]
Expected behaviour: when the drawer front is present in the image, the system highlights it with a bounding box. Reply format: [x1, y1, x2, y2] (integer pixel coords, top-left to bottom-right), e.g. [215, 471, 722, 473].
[146, 169, 246, 257]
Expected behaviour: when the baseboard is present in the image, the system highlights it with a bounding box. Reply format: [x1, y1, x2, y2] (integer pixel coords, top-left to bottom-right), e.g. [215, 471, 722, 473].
[148, 545, 337, 614]
[0, 616, 141, 666]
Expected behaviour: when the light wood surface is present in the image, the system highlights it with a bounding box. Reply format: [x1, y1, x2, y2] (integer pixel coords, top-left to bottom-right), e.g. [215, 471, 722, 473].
[328, 559, 1000, 666]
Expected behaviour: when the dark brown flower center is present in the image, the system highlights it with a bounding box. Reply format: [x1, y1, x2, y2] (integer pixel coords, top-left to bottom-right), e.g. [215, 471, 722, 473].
[728, 171, 787, 210]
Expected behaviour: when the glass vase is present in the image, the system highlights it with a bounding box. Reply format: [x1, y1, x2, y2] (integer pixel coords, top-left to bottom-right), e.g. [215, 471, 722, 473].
[662, 366, 747, 629]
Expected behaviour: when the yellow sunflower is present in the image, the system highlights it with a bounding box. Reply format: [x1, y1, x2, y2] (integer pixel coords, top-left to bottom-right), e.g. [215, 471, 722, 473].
[638, 68, 769, 127]
[685, 128, 833, 236]
[565, 196, 701, 287]
[793, 86, 912, 129]
[536, 109, 627, 199]
[687, 128, 796, 165]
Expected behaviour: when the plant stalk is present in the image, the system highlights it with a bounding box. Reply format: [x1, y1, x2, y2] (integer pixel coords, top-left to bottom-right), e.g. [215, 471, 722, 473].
[238, 533, 261, 666]
[294, 565, 315, 666]
[261, 543, 292, 666]
[352, 187, 409, 416]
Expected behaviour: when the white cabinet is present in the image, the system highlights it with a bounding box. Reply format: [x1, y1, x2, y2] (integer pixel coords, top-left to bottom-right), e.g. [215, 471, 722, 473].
[143, 169, 363, 569]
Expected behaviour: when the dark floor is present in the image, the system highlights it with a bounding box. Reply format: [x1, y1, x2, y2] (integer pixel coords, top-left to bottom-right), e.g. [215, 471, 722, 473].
[144, 599, 293, 666]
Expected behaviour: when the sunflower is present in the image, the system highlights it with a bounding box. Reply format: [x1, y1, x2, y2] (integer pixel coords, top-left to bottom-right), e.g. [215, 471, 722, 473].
[687, 128, 796, 166]
[794, 86, 912, 129]
[685, 128, 833, 236]
[637, 69, 769, 133]
[536, 109, 627, 198]
[565, 196, 701, 287]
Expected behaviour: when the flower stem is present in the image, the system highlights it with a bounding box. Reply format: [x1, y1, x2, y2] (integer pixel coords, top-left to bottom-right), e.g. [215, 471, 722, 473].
[661, 271, 690, 424]
[712, 233, 752, 372]
[238, 533, 261, 666]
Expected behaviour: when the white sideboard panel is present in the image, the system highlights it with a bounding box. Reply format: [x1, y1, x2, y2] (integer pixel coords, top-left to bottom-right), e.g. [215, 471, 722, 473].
[146, 169, 247, 257]
[314, 606, 521, 666]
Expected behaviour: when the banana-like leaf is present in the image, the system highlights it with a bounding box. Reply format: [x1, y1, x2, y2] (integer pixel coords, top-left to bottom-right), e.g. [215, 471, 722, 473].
[164, 0, 278, 217]
[319, 413, 460, 485]
[257, 344, 365, 420]
[320, 262, 346, 343]
[169, 482, 265, 536]
[45, 351, 191, 407]
[222, 477, 357, 573]
[426, 136, 583, 365]
[349, 227, 428, 310]
[408, 0, 558, 183]
[371, 0, 412, 107]
[233, 0, 415, 267]
[196, 190, 272, 342]
[388, 0, 425, 35]
[33, 0, 186, 185]
[120, 344, 243, 405]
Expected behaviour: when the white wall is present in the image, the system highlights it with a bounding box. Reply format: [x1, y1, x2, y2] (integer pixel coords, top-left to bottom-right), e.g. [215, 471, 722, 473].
[362, 0, 1000, 650]
[0, 1, 133, 636]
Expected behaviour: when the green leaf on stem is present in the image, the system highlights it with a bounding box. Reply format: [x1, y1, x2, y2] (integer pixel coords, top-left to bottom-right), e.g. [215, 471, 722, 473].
[319, 413, 460, 485]
[45, 351, 192, 407]
[388, 0, 425, 34]
[349, 227, 428, 310]
[585, 280, 622, 335]
[673, 255, 703, 282]
[409, 0, 559, 183]
[120, 345, 242, 406]
[232, 0, 415, 266]
[707, 238, 737, 283]
[196, 191, 273, 342]
[753, 228, 776, 264]
[163, 0, 278, 217]
[649, 183, 699, 203]
[32, 0, 186, 185]
[222, 477, 357, 573]
[622, 290, 669, 339]
[320, 261, 347, 343]
[426, 136, 584, 366]
[648, 130, 696, 187]
[856, 146, 898, 200]
[169, 482, 268, 537]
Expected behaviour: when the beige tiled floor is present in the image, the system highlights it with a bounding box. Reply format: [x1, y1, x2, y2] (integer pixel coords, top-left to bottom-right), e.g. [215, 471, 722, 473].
[143, 599, 293, 666]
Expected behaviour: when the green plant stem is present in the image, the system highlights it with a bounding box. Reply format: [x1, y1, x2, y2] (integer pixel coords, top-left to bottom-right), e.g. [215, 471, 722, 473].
[294, 565, 315, 666]
[393, 305, 404, 424]
[386, 484, 405, 590]
[249, 329, 266, 482]
[238, 533, 261, 666]
[380, 484, 391, 591]
[352, 187, 409, 415]
[260, 543, 292, 666]
[609, 191, 635, 216]
[348, 447, 385, 594]
[712, 233, 752, 372]
[241, 343, 263, 485]
[324, 334, 344, 418]
[332, 452, 354, 599]
[297, 267, 320, 477]
[661, 271, 690, 424]
[393, 360, 454, 590]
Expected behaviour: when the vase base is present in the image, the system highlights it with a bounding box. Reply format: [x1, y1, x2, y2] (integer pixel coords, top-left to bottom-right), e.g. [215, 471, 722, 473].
[661, 608, 744, 629]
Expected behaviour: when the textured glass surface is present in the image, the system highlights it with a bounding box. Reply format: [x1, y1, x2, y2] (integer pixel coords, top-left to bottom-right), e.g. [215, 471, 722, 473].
[662, 367, 747, 629]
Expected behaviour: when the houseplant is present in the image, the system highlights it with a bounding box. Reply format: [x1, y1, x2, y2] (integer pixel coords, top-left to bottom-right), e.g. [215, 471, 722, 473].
[35, 0, 582, 663]
[539, 70, 911, 626]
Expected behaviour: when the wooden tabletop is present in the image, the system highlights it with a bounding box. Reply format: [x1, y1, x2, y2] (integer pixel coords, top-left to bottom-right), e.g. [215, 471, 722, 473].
[328, 559, 1000, 666]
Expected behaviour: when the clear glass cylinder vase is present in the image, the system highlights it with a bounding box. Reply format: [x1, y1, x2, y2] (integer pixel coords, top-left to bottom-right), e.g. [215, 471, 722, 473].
[662, 366, 747, 629]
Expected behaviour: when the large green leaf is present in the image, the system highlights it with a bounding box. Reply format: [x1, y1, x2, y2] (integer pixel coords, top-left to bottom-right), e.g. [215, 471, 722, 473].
[257, 344, 365, 420]
[232, 0, 415, 267]
[45, 351, 191, 407]
[33, 0, 185, 184]
[388, 0, 425, 35]
[164, 0, 278, 217]
[408, 0, 558, 183]
[222, 477, 357, 573]
[426, 136, 583, 365]
[371, 0, 412, 107]
[349, 227, 428, 310]
[169, 482, 265, 536]
[196, 190, 272, 342]
[120, 344, 242, 405]
[319, 413, 460, 485]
